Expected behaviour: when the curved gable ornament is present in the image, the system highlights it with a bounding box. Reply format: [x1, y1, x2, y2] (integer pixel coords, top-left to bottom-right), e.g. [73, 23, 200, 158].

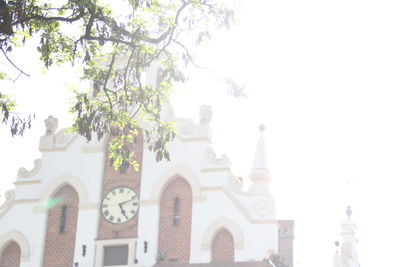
[201, 217, 244, 251]
[55, 129, 77, 146]
[204, 147, 230, 166]
[0, 190, 15, 219]
[17, 159, 42, 178]
[180, 120, 196, 136]
[148, 165, 202, 202]
[0, 231, 31, 262]
[252, 197, 276, 218]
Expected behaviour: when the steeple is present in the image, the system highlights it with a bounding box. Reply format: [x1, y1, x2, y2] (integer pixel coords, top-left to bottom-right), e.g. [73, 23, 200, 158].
[249, 125, 272, 195]
[252, 125, 269, 170]
[341, 206, 357, 244]
[332, 207, 361, 267]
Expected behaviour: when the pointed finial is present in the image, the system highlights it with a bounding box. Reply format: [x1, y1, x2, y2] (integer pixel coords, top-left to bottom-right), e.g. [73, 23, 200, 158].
[251, 125, 268, 171]
[249, 123, 271, 189]
[346, 206, 352, 219]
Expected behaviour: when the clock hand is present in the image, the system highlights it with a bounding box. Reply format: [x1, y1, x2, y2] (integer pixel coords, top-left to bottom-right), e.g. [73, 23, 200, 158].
[118, 203, 129, 219]
[119, 197, 137, 206]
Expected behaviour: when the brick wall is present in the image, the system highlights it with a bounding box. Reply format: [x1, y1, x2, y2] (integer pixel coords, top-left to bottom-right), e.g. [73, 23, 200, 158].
[97, 135, 144, 240]
[158, 177, 192, 263]
[42, 185, 79, 267]
[211, 229, 234, 262]
[0, 241, 21, 267]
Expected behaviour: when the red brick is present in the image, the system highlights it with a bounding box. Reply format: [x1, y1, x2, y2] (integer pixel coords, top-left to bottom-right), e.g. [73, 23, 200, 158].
[212, 229, 234, 262]
[158, 177, 192, 263]
[0, 241, 21, 267]
[42, 185, 79, 267]
[97, 134, 144, 240]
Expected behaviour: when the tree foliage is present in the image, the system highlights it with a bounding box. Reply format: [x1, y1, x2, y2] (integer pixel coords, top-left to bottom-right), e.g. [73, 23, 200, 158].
[0, 72, 34, 136]
[0, 0, 235, 170]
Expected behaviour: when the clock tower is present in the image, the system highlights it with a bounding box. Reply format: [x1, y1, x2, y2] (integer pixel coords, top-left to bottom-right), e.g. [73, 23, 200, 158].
[94, 134, 144, 266]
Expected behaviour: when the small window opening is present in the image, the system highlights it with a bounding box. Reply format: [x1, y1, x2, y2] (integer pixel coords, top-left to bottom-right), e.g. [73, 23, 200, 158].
[119, 161, 129, 174]
[104, 245, 129, 266]
[173, 197, 180, 226]
[59, 205, 67, 233]
[82, 245, 87, 257]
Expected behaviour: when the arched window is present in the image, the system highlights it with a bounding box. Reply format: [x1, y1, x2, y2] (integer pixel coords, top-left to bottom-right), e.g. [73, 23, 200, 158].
[0, 241, 21, 267]
[212, 229, 234, 262]
[59, 204, 68, 233]
[173, 197, 180, 226]
[42, 185, 79, 267]
[158, 177, 192, 263]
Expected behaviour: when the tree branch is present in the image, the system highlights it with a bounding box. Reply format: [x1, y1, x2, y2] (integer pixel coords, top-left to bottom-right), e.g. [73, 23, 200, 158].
[102, 52, 117, 109]
[0, 47, 30, 77]
[144, 1, 189, 44]
[13, 4, 86, 26]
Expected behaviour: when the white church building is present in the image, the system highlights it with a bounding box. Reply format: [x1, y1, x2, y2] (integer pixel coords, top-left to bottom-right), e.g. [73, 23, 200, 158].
[0, 65, 294, 267]
[0, 108, 294, 267]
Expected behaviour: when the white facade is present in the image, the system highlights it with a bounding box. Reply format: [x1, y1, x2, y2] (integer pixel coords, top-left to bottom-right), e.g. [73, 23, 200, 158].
[0, 103, 286, 266]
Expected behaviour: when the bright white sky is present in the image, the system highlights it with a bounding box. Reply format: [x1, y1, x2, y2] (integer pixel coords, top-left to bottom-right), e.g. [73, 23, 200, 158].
[1, 0, 400, 266]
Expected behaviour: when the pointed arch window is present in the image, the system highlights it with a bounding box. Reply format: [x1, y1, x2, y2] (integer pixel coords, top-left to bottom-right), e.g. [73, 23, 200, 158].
[173, 197, 180, 226]
[0, 241, 21, 267]
[59, 204, 67, 234]
[43, 185, 79, 267]
[158, 177, 193, 262]
[212, 229, 235, 262]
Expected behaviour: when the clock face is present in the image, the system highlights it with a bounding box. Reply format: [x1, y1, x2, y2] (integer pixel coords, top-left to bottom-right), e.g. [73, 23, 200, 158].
[101, 187, 139, 224]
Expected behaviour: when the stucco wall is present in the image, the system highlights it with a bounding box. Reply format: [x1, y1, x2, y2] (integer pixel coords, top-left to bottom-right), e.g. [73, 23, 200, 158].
[1, 119, 280, 267]
[0, 134, 105, 266]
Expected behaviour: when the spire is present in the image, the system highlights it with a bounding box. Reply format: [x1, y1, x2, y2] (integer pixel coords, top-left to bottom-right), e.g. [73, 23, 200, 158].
[341, 206, 357, 240]
[340, 206, 361, 267]
[252, 125, 269, 171]
[249, 125, 272, 194]
[346, 206, 352, 220]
